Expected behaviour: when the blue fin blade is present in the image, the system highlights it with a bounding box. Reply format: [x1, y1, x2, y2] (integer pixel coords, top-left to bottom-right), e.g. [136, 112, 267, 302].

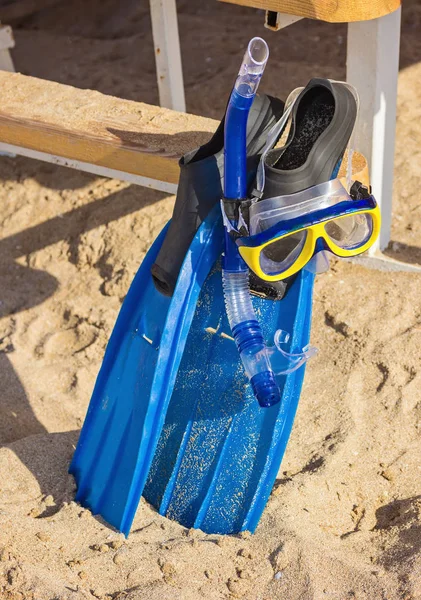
[70, 209, 224, 535]
[143, 265, 314, 534]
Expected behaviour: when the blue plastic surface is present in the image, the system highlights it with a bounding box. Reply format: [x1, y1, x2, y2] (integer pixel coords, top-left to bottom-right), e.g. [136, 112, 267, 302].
[70, 202, 314, 536]
[70, 205, 223, 535]
[143, 248, 313, 533]
[224, 89, 253, 200]
[69, 77, 353, 536]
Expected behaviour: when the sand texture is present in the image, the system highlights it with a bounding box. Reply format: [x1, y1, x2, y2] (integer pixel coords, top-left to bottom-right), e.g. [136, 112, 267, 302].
[1, 0, 421, 598]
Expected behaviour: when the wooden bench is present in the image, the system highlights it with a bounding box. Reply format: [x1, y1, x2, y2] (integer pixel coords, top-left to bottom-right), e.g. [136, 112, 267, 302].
[0, 69, 374, 189]
[0, 71, 216, 194]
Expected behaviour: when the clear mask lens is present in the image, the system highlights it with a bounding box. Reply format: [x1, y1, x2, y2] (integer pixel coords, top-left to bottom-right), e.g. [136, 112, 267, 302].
[324, 213, 373, 249]
[259, 231, 307, 276]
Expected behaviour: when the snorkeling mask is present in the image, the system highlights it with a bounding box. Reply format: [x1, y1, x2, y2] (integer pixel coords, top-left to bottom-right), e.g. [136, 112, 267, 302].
[235, 178, 380, 282]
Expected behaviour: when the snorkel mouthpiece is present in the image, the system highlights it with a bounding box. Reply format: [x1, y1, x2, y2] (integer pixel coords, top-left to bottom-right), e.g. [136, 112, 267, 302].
[251, 371, 280, 408]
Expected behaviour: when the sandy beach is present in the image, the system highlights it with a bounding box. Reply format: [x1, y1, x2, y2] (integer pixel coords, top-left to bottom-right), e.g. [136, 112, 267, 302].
[1, 0, 420, 598]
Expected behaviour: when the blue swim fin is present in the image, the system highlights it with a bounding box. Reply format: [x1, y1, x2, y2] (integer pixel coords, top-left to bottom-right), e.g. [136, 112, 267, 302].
[69, 94, 285, 536]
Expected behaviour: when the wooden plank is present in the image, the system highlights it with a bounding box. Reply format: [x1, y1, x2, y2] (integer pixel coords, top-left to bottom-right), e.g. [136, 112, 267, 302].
[0, 142, 178, 194]
[220, 0, 401, 23]
[0, 72, 370, 198]
[0, 71, 217, 185]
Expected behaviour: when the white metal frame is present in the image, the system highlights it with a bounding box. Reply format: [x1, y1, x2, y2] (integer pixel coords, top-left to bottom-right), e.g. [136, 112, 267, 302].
[149, 0, 186, 112]
[0, 24, 15, 72]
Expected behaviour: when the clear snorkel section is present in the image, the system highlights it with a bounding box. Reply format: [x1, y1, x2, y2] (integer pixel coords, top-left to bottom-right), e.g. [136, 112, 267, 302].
[222, 38, 315, 408]
[235, 37, 269, 97]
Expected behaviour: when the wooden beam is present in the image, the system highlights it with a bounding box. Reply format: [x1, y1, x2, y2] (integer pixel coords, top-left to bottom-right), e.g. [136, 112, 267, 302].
[0, 71, 217, 185]
[0, 72, 371, 201]
[0, 142, 178, 194]
[219, 0, 401, 23]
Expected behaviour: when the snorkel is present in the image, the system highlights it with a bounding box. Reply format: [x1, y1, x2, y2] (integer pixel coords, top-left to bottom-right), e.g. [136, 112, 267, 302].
[222, 38, 281, 407]
[222, 39, 319, 408]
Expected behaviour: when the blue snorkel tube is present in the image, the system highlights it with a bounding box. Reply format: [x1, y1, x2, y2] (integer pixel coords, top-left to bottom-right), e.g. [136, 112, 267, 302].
[222, 38, 280, 408]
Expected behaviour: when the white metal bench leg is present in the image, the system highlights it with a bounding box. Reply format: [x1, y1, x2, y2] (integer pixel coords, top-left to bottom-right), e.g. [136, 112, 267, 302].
[346, 7, 420, 272]
[0, 48, 15, 72]
[0, 25, 15, 73]
[346, 8, 401, 253]
[149, 0, 186, 113]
